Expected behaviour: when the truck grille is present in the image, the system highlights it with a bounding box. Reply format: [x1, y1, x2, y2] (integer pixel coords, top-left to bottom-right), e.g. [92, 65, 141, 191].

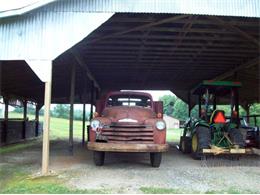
[102, 125, 154, 143]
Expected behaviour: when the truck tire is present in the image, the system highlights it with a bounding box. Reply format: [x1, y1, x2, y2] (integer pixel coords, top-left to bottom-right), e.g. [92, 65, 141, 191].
[93, 151, 105, 166]
[228, 128, 245, 148]
[180, 136, 191, 154]
[191, 126, 211, 160]
[150, 152, 162, 167]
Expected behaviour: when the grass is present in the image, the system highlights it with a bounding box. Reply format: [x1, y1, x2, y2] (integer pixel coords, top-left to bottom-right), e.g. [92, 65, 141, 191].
[8, 112, 88, 140]
[0, 164, 109, 194]
[0, 140, 39, 154]
[140, 187, 184, 194]
[1, 112, 183, 194]
[140, 187, 260, 194]
[166, 128, 182, 143]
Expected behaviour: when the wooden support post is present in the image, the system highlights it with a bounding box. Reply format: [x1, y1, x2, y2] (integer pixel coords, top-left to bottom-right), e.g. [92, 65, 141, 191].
[35, 104, 41, 137]
[213, 95, 217, 111]
[90, 81, 94, 121]
[2, 98, 8, 143]
[41, 62, 52, 175]
[69, 63, 76, 154]
[235, 89, 240, 122]
[198, 95, 201, 118]
[22, 100, 27, 140]
[188, 92, 191, 117]
[82, 103, 86, 146]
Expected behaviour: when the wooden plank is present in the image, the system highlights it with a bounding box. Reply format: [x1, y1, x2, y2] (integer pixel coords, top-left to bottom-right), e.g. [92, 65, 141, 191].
[87, 142, 169, 152]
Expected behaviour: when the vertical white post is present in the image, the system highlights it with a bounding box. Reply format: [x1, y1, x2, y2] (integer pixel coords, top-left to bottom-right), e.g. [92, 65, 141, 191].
[34, 61, 53, 176]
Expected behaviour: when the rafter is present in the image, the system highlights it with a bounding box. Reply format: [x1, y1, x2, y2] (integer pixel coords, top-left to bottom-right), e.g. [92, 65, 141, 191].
[206, 16, 260, 47]
[213, 56, 260, 81]
[70, 49, 101, 91]
[88, 15, 189, 44]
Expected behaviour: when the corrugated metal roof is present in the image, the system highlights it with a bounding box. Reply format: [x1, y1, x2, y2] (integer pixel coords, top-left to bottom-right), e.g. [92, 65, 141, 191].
[0, 0, 259, 18]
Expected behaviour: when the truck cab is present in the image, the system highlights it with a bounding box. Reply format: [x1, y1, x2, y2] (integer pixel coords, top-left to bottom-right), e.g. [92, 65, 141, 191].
[87, 91, 169, 167]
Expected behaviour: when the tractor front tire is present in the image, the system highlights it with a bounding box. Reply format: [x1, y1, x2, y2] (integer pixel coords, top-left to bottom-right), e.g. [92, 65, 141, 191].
[180, 136, 191, 154]
[93, 151, 105, 166]
[228, 128, 245, 148]
[150, 152, 162, 167]
[191, 126, 211, 160]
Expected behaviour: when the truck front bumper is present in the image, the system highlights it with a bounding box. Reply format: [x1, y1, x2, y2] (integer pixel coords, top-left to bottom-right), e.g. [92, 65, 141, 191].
[87, 142, 169, 153]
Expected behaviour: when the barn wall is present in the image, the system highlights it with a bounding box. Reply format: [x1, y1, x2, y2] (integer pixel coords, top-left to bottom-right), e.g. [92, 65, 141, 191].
[0, 120, 43, 145]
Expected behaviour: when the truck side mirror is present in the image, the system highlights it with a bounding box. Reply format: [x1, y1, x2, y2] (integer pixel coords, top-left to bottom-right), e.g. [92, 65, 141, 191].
[154, 101, 163, 118]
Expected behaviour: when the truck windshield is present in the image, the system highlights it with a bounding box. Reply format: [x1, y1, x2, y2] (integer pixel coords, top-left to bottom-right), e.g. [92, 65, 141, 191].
[106, 95, 152, 108]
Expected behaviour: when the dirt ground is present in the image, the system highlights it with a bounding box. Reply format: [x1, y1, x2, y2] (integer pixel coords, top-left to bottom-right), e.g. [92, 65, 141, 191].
[1, 140, 260, 194]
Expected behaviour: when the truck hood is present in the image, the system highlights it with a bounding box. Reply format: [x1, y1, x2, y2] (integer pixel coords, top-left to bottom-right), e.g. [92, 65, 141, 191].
[102, 106, 155, 124]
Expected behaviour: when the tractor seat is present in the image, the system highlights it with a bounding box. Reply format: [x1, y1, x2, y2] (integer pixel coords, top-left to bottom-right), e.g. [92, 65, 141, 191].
[210, 110, 226, 124]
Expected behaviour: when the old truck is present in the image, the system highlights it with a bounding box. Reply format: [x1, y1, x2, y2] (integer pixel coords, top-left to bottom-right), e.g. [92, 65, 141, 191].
[87, 91, 168, 167]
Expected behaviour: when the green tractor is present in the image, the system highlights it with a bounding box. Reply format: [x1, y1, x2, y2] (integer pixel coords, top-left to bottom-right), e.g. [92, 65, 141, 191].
[179, 80, 247, 159]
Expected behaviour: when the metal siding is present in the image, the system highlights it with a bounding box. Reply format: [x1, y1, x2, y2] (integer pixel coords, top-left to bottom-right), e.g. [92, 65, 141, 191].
[0, 11, 113, 60]
[0, 0, 259, 18]
[42, 0, 260, 17]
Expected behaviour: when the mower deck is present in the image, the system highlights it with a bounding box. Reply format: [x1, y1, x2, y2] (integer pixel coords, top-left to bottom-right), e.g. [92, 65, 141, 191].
[203, 146, 259, 155]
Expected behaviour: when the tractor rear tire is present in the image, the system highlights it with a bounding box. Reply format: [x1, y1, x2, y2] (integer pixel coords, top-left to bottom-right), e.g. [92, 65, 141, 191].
[191, 126, 211, 160]
[93, 151, 105, 166]
[180, 136, 191, 153]
[228, 128, 245, 148]
[150, 152, 162, 167]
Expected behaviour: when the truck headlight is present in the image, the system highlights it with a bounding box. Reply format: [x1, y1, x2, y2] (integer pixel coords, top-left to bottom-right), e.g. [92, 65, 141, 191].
[90, 120, 101, 130]
[156, 121, 166, 130]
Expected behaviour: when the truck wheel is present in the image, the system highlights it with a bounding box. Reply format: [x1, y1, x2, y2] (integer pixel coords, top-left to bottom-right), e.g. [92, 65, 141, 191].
[228, 128, 245, 148]
[93, 151, 105, 166]
[150, 152, 162, 167]
[180, 136, 191, 153]
[191, 126, 211, 160]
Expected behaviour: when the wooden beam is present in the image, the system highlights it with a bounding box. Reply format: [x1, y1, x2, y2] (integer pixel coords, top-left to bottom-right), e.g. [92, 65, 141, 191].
[70, 50, 101, 91]
[213, 56, 260, 81]
[22, 100, 27, 139]
[69, 63, 76, 154]
[82, 103, 86, 146]
[95, 26, 259, 36]
[206, 16, 260, 47]
[35, 103, 42, 137]
[88, 15, 189, 44]
[90, 81, 94, 121]
[42, 64, 52, 175]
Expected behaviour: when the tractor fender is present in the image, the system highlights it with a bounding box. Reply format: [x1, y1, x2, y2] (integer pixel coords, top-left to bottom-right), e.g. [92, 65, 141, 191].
[193, 121, 210, 134]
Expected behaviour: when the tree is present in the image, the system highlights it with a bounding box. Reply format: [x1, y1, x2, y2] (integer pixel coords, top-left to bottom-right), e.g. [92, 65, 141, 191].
[159, 95, 177, 115]
[172, 99, 188, 121]
[52, 104, 70, 119]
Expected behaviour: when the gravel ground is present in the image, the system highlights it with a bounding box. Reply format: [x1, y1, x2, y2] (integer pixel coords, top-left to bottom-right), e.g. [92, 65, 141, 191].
[1, 140, 260, 193]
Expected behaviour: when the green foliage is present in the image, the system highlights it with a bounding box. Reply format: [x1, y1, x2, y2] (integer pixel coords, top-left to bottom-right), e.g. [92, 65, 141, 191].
[172, 99, 188, 121]
[0, 164, 109, 194]
[159, 95, 177, 115]
[51, 104, 90, 121]
[140, 187, 184, 194]
[0, 141, 38, 154]
[52, 104, 70, 119]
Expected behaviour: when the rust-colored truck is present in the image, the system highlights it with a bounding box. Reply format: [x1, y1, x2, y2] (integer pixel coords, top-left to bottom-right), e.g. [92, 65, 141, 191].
[87, 91, 169, 167]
